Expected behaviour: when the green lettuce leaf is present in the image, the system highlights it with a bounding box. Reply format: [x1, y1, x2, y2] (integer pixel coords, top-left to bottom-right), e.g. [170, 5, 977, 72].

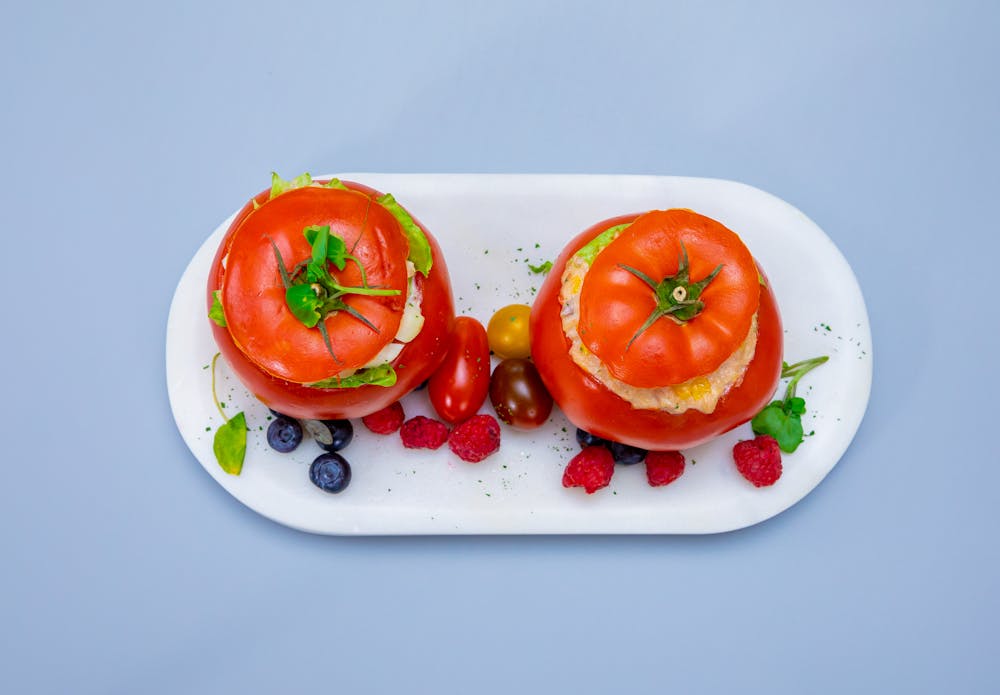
[270, 171, 313, 199]
[574, 223, 631, 265]
[376, 193, 432, 276]
[208, 290, 227, 327]
[307, 363, 397, 389]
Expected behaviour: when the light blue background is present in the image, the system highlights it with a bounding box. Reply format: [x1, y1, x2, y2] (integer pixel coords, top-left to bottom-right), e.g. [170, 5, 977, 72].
[2, 1, 997, 693]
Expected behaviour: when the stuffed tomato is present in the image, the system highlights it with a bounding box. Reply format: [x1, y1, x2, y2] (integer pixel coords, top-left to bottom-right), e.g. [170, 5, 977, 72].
[530, 209, 782, 451]
[207, 174, 454, 419]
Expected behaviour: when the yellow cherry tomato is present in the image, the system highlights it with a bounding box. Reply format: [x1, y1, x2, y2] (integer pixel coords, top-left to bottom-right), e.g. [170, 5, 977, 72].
[487, 304, 532, 359]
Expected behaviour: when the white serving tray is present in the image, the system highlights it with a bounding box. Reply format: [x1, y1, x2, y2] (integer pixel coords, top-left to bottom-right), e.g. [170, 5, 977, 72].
[166, 174, 871, 535]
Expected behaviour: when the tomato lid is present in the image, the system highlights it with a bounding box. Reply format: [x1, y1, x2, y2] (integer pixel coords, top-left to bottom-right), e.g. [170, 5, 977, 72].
[577, 209, 760, 388]
[220, 186, 408, 384]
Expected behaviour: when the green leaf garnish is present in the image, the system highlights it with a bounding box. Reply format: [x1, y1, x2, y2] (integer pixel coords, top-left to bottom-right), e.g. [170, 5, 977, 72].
[751, 355, 829, 453]
[528, 260, 553, 274]
[376, 193, 432, 276]
[285, 284, 322, 327]
[209, 353, 246, 475]
[208, 290, 227, 327]
[575, 223, 631, 265]
[307, 363, 397, 389]
[213, 411, 247, 475]
[270, 171, 313, 199]
[324, 178, 349, 191]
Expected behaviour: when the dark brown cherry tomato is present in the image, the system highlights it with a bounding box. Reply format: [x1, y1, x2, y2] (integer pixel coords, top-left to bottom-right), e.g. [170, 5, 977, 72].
[428, 317, 491, 425]
[489, 358, 553, 430]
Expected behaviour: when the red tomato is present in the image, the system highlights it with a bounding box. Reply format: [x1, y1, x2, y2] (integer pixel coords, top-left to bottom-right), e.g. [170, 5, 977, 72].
[207, 180, 455, 420]
[530, 211, 783, 451]
[427, 316, 491, 425]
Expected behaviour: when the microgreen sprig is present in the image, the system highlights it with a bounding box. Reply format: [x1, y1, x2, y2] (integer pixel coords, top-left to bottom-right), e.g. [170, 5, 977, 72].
[751, 355, 829, 453]
[619, 242, 724, 350]
[269, 225, 401, 362]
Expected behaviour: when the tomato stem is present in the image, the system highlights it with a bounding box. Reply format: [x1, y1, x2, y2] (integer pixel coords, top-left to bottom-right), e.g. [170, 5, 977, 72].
[619, 242, 724, 350]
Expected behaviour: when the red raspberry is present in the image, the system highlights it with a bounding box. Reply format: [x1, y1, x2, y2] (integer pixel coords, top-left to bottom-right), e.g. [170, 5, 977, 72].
[400, 416, 450, 450]
[562, 446, 615, 494]
[645, 451, 685, 487]
[733, 435, 783, 487]
[361, 402, 405, 434]
[448, 414, 501, 462]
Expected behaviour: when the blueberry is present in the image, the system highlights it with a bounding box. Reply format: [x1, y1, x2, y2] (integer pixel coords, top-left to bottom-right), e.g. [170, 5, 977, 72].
[267, 416, 302, 453]
[309, 453, 352, 493]
[302, 419, 353, 452]
[318, 420, 353, 452]
[609, 441, 648, 465]
[576, 428, 609, 449]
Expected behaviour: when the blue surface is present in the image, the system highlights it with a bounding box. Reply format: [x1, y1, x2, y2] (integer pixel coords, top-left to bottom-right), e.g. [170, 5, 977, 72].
[2, 1, 997, 693]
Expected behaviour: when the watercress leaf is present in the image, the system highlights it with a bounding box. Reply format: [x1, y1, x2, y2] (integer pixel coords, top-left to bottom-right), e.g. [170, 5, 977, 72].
[326, 234, 347, 270]
[213, 411, 247, 475]
[307, 364, 398, 389]
[376, 193, 433, 276]
[751, 403, 785, 437]
[528, 260, 553, 274]
[209, 290, 227, 327]
[310, 226, 329, 264]
[776, 415, 804, 453]
[270, 172, 312, 199]
[786, 397, 806, 416]
[285, 284, 322, 327]
[303, 224, 330, 246]
[752, 404, 804, 453]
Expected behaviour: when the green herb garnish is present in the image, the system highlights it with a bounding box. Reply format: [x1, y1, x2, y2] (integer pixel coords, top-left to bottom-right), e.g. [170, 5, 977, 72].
[751, 356, 829, 453]
[528, 260, 553, 274]
[210, 353, 246, 475]
[270, 225, 401, 364]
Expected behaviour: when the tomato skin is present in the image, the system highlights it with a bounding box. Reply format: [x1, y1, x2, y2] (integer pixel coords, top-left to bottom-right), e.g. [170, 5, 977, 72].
[489, 358, 553, 430]
[427, 316, 491, 425]
[487, 304, 532, 359]
[530, 214, 783, 451]
[207, 181, 455, 420]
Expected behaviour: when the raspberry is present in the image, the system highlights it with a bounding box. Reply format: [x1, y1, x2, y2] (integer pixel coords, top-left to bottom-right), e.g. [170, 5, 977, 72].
[562, 446, 615, 494]
[361, 402, 405, 435]
[733, 435, 783, 487]
[448, 414, 501, 462]
[645, 451, 685, 487]
[400, 416, 450, 450]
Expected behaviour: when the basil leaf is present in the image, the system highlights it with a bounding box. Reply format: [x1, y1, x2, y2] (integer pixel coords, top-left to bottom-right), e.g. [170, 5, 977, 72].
[307, 363, 397, 389]
[213, 412, 247, 475]
[270, 171, 312, 199]
[285, 284, 322, 327]
[208, 290, 227, 327]
[376, 193, 432, 276]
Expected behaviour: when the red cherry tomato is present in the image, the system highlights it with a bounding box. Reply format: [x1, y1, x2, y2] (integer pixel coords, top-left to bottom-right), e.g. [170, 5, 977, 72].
[489, 358, 553, 430]
[207, 180, 455, 420]
[530, 211, 782, 451]
[428, 316, 491, 425]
